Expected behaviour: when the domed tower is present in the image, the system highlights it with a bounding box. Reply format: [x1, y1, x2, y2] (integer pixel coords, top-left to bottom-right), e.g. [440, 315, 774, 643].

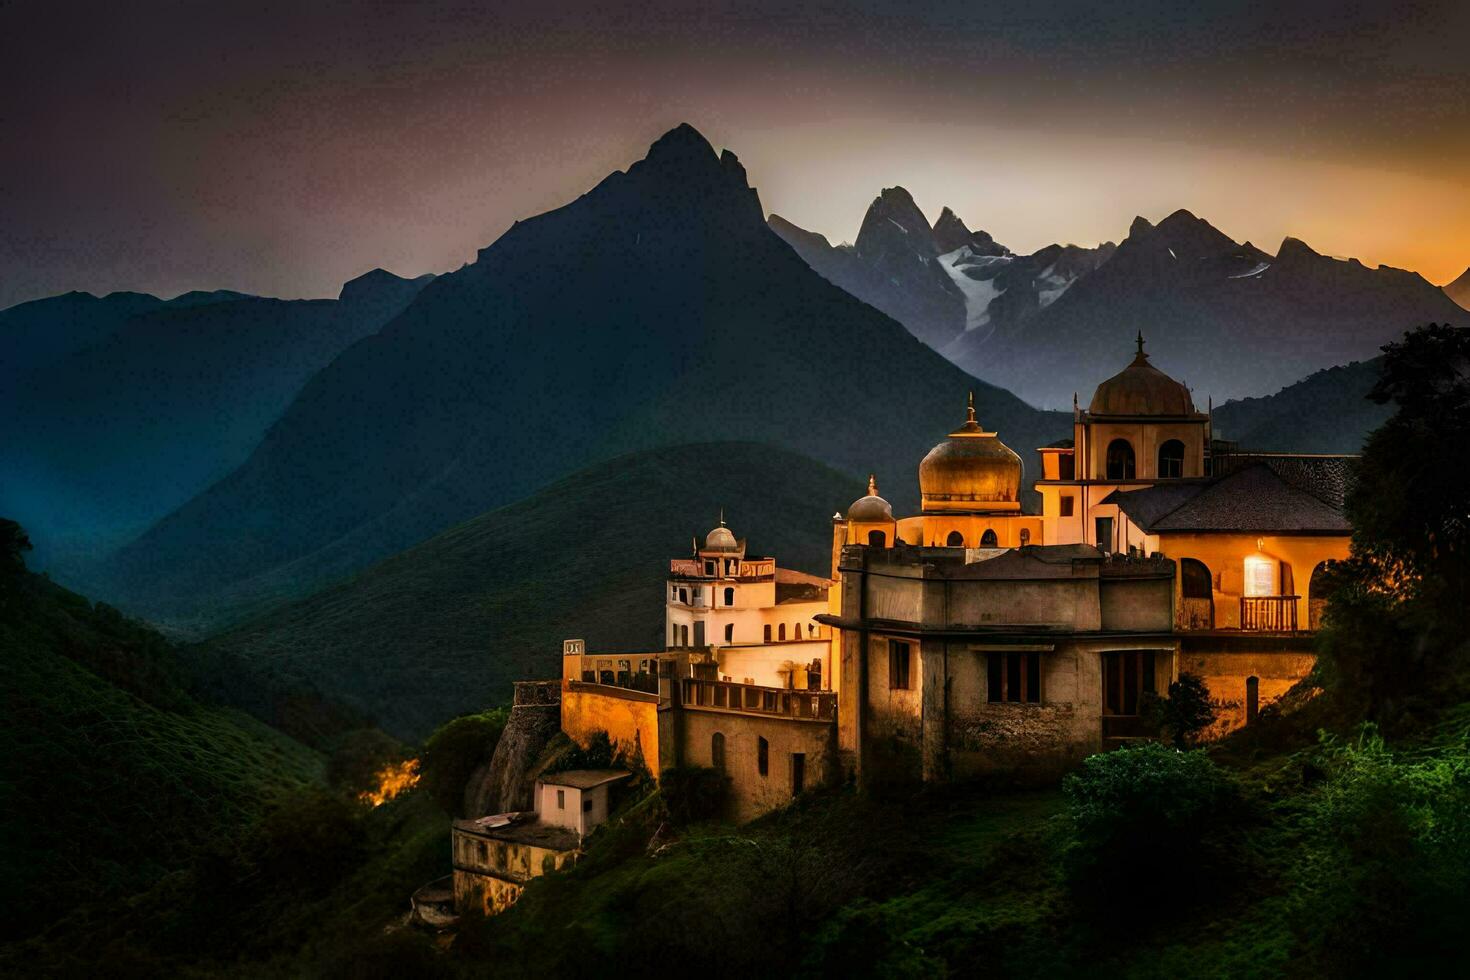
[1034, 332, 1211, 551]
[843, 474, 897, 548]
[919, 393, 1023, 514]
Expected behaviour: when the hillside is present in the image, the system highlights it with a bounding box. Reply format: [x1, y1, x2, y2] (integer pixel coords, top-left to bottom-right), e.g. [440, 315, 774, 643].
[1448, 266, 1470, 310]
[0, 270, 432, 570]
[0, 556, 322, 945]
[201, 442, 860, 739]
[101, 124, 1067, 624]
[1212, 358, 1388, 454]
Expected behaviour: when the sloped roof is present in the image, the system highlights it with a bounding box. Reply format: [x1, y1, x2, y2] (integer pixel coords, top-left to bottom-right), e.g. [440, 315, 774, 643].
[1107, 460, 1350, 534]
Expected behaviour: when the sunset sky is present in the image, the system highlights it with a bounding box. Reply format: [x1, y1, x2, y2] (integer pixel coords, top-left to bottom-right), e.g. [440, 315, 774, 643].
[3, 0, 1467, 308]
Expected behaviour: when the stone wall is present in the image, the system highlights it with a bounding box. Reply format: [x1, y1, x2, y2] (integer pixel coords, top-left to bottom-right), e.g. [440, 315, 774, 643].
[677, 709, 837, 823]
[464, 697, 562, 817]
[1181, 646, 1316, 739]
[560, 682, 662, 776]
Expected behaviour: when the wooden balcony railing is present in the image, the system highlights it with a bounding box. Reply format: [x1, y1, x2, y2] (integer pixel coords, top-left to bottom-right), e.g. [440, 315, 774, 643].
[680, 678, 836, 722]
[1239, 595, 1299, 632]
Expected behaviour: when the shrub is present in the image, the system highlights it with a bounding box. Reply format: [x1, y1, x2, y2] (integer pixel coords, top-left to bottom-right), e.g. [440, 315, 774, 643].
[659, 766, 730, 824]
[1142, 672, 1218, 747]
[325, 728, 406, 795]
[419, 709, 508, 816]
[1062, 743, 1239, 907]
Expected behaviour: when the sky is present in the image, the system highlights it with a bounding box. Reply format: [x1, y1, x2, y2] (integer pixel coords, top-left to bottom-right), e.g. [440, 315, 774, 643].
[2, 0, 1468, 309]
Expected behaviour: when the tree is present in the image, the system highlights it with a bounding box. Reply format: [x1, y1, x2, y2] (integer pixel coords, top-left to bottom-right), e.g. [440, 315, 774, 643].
[2, 518, 32, 576]
[1142, 672, 1217, 747]
[419, 709, 508, 816]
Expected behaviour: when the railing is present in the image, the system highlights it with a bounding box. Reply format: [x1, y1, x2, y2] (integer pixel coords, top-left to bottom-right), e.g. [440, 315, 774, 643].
[1239, 595, 1299, 632]
[680, 678, 836, 721]
[579, 669, 660, 693]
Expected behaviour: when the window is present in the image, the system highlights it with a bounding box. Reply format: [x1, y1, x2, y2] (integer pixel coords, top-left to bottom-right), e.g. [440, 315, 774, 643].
[724, 587, 734, 606]
[1019, 528, 1031, 546]
[711, 732, 726, 770]
[987, 652, 1042, 703]
[477, 841, 488, 863]
[1244, 556, 1277, 596]
[724, 623, 734, 643]
[704, 560, 716, 575]
[779, 623, 787, 641]
[888, 639, 912, 690]
[757, 737, 769, 777]
[678, 588, 688, 604]
[1158, 439, 1185, 478]
[694, 621, 705, 647]
[1060, 495, 1075, 517]
[1105, 439, 1136, 480]
[764, 624, 772, 643]
[582, 798, 593, 813]
[980, 529, 998, 547]
[946, 530, 965, 546]
[867, 529, 886, 547]
[791, 753, 806, 795]
[1103, 651, 1156, 715]
[1094, 516, 1114, 551]
[792, 621, 800, 640]
[1059, 454, 1075, 480]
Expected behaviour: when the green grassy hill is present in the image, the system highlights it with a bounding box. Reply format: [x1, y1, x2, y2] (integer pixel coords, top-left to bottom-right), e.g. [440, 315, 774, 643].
[0, 568, 322, 946]
[202, 441, 861, 739]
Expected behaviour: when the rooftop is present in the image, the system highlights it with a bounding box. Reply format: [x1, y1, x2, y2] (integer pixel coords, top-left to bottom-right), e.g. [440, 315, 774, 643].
[843, 542, 1174, 581]
[1106, 458, 1351, 534]
[537, 769, 631, 790]
[453, 817, 581, 852]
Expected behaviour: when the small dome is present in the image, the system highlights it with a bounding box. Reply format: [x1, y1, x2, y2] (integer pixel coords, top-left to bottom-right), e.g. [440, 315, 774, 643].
[848, 475, 894, 523]
[919, 395, 1022, 512]
[1088, 333, 1195, 416]
[704, 523, 738, 551]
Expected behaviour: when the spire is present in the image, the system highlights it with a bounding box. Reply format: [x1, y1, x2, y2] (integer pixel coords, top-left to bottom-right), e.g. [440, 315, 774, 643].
[966, 390, 976, 424]
[867, 473, 878, 496]
[1136, 330, 1145, 355]
[718, 507, 726, 527]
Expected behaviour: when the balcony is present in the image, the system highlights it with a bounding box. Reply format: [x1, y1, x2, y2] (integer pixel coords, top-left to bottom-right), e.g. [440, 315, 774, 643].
[680, 678, 835, 722]
[1239, 595, 1299, 632]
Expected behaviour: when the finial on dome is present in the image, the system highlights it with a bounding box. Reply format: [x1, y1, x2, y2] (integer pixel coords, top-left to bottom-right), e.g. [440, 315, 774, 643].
[1136, 331, 1146, 356]
[867, 473, 877, 496]
[718, 507, 725, 526]
[966, 390, 976, 424]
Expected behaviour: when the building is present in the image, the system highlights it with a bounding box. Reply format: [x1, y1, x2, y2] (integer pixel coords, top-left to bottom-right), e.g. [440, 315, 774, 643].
[450, 767, 629, 916]
[825, 543, 1177, 785]
[667, 516, 834, 690]
[821, 334, 1354, 782]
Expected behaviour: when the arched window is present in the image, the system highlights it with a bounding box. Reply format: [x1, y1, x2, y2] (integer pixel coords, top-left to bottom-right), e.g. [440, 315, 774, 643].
[711, 732, 726, 771]
[1180, 557, 1214, 629]
[779, 623, 787, 641]
[867, 529, 887, 547]
[980, 529, 998, 547]
[945, 530, 965, 547]
[723, 587, 734, 606]
[1019, 529, 1031, 546]
[1106, 439, 1136, 480]
[763, 624, 772, 643]
[1157, 439, 1185, 478]
[724, 623, 733, 643]
[757, 736, 769, 776]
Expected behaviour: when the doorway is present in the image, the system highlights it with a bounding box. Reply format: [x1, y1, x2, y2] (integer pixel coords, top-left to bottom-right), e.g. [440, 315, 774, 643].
[1102, 650, 1156, 739]
[791, 753, 806, 796]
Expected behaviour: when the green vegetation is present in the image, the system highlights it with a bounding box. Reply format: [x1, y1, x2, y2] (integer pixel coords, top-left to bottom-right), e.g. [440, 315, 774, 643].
[420, 709, 509, 816]
[200, 442, 864, 739]
[1142, 672, 1219, 747]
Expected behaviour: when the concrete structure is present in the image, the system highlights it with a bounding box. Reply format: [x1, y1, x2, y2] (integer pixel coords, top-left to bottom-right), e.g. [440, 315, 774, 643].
[822, 543, 1177, 786]
[667, 517, 834, 690]
[535, 770, 630, 839]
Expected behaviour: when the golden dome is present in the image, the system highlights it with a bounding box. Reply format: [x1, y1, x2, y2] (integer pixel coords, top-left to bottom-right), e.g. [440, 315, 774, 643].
[1088, 333, 1195, 416]
[919, 394, 1022, 513]
[847, 474, 894, 523]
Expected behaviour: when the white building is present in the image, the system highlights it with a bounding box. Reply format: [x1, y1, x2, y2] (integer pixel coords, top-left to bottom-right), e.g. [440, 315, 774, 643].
[666, 516, 833, 690]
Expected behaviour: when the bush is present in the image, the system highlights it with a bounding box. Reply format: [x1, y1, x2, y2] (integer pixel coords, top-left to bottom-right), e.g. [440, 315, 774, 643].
[659, 766, 730, 824]
[1142, 672, 1218, 747]
[419, 709, 508, 816]
[1062, 743, 1239, 907]
[325, 728, 406, 795]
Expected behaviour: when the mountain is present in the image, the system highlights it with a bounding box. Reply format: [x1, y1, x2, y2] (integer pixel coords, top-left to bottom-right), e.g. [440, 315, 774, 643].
[0, 557, 320, 944]
[0, 270, 433, 570]
[201, 442, 859, 739]
[1212, 357, 1388, 454]
[777, 201, 1462, 408]
[98, 124, 1067, 625]
[770, 195, 1115, 358]
[1447, 267, 1470, 310]
[955, 212, 1464, 407]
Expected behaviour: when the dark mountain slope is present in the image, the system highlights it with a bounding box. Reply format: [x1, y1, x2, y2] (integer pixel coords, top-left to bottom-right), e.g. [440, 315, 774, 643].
[947, 210, 1463, 407]
[105, 125, 1066, 622]
[0, 557, 320, 943]
[0, 270, 432, 569]
[1447, 266, 1470, 310]
[1212, 357, 1388, 454]
[202, 442, 860, 739]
